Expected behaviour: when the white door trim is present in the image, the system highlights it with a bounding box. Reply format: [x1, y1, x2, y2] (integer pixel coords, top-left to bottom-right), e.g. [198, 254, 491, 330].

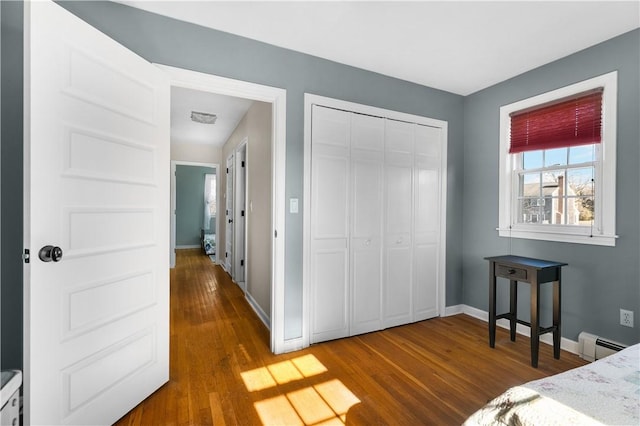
[303, 93, 448, 348]
[170, 161, 219, 268]
[158, 64, 287, 354]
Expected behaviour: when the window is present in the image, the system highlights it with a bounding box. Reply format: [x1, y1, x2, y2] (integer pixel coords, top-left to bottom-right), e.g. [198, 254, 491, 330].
[498, 72, 617, 246]
[204, 173, 216, 230]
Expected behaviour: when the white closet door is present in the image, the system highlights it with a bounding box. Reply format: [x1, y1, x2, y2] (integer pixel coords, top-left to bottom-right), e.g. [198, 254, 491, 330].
[383, 119, 415, 328]
[350, 114, 384, 335]
[413, 125, 442, 321]
[310, 106, 351, 343]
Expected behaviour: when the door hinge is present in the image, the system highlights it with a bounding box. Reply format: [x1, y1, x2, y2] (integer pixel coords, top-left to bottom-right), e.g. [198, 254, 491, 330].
[23, 249, 30, 264]
[225, 252, 228, 258]
[241, 259, 244, 266]
[241, 210, 245, 217]
[274, 230, 278, 238]
[226, 167, 229, 174]
[241, 161, 245, 168]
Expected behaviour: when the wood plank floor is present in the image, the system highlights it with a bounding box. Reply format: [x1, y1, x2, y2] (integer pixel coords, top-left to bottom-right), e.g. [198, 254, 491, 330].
[115, 249, 587, 425]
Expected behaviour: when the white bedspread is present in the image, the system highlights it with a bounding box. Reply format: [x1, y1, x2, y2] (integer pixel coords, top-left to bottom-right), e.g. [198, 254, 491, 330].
[465, 343, 640, 425]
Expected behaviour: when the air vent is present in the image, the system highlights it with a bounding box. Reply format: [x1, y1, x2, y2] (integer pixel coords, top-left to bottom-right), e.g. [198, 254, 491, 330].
[191, 111, 217, 124]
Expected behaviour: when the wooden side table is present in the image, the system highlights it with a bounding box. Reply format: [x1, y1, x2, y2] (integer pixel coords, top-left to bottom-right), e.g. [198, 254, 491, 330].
[485, 255, 568, 368]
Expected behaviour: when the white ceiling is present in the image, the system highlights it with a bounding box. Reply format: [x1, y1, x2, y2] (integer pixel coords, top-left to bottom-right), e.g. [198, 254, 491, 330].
[123, 1, 638, 146]
[118, 0, 639, 96]
[171, 86, 253, 146]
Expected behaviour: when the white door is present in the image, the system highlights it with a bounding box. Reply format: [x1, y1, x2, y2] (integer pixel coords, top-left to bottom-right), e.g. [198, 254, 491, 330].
[383, 119, 414, 328]
[310, 105, 350, 343]
[234, 144, 247, 288]
[24, 1, 170, 425]
[350, 114, 384, 335]
[225, 154, 234, 274]
[413, 125, 441, 321]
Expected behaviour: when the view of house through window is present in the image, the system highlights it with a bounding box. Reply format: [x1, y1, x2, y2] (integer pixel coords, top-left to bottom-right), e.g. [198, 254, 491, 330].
[517, 144, 596, 226]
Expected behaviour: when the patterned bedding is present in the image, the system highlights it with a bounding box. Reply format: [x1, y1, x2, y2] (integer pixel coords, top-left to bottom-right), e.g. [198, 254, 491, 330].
[464, 343, 640, 425]
[203, 233, 216, 255]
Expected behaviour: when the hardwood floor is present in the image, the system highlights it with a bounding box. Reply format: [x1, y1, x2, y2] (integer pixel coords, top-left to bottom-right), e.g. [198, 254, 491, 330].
[115, 249, 587, 425]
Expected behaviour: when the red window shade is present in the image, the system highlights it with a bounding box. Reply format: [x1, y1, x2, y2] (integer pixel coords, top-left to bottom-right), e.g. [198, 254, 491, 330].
[510, 89, 603, 153]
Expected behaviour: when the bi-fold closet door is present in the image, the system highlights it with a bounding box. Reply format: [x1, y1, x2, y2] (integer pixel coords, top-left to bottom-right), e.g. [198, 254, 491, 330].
[310, 104, 442, 344]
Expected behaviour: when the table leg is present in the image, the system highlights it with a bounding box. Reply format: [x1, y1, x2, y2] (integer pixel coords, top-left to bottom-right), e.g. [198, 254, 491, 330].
[553, 275, 561, 359]
[530, 277, 540, 368]
[489, 262, 497, 348]
[510, 280, 517, 341]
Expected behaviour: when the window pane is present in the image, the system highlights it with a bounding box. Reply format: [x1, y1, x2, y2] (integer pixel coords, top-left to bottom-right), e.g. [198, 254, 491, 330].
[519, 173, 540, 197]
[572, 196, 595, 225]
[542, 171, 565, 195]
[567, 167, 594, 197]
[569, 144, 596, 164]
[522, 150, 543, 170]
[544, 148, 568, 167]
[518, 198, 545, 224]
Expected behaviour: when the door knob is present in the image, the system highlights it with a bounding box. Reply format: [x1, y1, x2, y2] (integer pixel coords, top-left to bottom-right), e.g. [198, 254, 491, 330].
[39, 245, 63, 262]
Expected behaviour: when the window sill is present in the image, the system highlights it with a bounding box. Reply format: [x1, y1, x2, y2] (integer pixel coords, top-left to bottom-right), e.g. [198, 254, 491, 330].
[497, 228, 617, 247]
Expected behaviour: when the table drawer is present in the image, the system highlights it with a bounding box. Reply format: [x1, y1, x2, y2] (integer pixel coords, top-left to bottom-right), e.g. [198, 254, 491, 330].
[496, 265, 528, 281]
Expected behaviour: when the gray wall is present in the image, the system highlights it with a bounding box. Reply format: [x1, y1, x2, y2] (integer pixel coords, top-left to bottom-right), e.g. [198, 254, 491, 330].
[175, 165, 215, 247]
[463, 29, 640, 345]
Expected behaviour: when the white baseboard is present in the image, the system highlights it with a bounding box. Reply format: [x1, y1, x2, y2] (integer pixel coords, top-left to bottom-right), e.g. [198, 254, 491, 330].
[446, 304, 580, 355]
[245, 291, 271, 331]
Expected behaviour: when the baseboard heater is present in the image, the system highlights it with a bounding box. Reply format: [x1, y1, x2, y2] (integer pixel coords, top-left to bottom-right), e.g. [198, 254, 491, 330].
[578, 331, 627, 362]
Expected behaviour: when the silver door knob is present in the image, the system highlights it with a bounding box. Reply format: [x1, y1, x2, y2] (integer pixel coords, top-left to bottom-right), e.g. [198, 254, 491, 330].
[39, 245, 63, 262]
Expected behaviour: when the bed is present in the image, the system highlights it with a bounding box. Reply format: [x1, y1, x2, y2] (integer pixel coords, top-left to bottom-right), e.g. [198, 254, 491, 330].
[464, 343, 640, 425]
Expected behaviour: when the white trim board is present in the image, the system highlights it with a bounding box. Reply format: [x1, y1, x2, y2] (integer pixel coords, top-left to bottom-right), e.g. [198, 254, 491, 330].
[302, 93, 448, 348]
[158, 64, 287, 354]
[447, 304, 581, 356]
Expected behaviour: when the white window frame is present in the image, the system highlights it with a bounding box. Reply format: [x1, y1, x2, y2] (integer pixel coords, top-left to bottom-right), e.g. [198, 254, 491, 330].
[498, 71, 618, 246]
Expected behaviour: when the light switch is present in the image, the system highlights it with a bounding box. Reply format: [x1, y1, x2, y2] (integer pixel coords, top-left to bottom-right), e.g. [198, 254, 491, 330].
[290, 198, 299, 214]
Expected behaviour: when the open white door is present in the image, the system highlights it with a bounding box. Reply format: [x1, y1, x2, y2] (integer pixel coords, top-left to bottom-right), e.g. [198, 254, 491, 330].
[24, 1, 170, 424]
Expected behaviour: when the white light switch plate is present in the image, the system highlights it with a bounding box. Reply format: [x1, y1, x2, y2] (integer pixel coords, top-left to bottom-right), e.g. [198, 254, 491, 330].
[290, 198, 299, 214]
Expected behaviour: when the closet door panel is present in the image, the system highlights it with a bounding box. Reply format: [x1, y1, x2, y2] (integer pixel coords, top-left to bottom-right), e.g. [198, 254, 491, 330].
[414, 243, 438, 320]
[351, 242, 382, 334]
[350, 113, 384, 335]
[413, 125, 441, 320]
[312, 151, 349, 239]
[310, 105, 351, 343]
[383, 119, 414, 328]
[384, 244, 413, 327]
[310, 247, 349, 342]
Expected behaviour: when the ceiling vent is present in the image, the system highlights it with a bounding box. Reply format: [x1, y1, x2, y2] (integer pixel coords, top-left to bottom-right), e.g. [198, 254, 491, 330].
[191, 111, 217, 124]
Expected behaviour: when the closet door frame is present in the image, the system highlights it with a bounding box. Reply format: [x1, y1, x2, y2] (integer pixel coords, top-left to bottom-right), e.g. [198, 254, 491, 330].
[302, 94, 448, 348]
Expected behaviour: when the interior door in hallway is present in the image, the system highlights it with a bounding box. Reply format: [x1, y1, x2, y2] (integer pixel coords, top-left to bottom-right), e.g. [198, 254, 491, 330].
[225, 153, 234, 275]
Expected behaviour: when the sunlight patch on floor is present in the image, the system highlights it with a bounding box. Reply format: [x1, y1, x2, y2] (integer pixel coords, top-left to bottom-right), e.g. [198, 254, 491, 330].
[243, 355, 361, 425]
